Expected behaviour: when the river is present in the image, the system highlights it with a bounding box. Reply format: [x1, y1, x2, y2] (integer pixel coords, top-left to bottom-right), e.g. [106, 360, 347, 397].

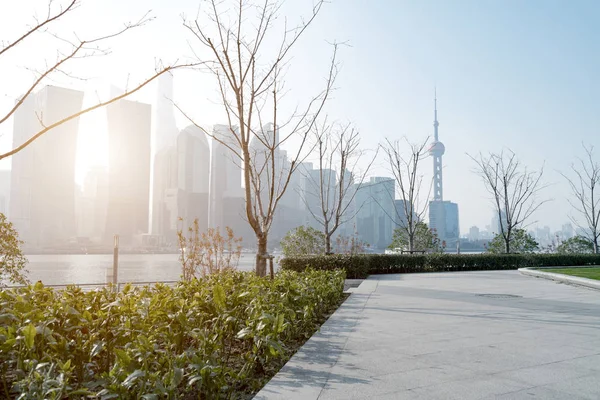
[20, 253, 264, 286]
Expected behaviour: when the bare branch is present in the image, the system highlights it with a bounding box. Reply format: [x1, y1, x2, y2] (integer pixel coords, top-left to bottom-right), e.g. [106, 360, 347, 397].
[560, 143, 600, 253]
[469, 149, 549, 253]
[381, 137, 431, 252]
[179, 0, 337, 276]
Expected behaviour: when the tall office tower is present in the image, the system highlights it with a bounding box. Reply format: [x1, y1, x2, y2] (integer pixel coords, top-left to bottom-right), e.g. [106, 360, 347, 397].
[77, 166, 108, 240]
[394, 199, 415, 230]
[153, 72, 179, 153]
[444, 201, 460, 244]
[355, 177, 395, 249]
[105, 99, 151, 245]
[491, 209, 508, 235]
[177, 125, 210, 232]
[468, 226, 480, 241]
[152, 146, 178, 243]
[428, 91, 447, 242]
[337, 169, 357, 238]
[303, 167, 337, 230]
[152, 73, 180, 240]
[10, 86, 84, 248]
[249, 123, 285, 210]
[248, 123, 302, 243]
[0, 170, 10, 216]
[209, 124, 245, 238]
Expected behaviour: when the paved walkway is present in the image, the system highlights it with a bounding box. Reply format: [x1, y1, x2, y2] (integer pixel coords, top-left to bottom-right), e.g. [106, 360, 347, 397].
[255, 271, 600, 399]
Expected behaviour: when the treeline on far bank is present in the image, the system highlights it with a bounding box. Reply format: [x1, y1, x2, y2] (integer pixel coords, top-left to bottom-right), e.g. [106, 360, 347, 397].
[280, 253, 600, 279]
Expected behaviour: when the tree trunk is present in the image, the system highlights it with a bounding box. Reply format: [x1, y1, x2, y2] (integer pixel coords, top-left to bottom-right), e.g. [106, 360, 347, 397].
[594, 238, 599, 254]
[505, 238, 510, 254]
[256, 236, 268, 277]
[325, 234, 332, 254]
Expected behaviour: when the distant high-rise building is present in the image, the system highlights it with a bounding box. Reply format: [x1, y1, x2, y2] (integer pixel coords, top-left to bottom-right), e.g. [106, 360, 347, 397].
[77, 166, 108, 240]
[491, 210, 508, 235]
[177, 125, 210, 232]
[153, 72, 179, 154]
[303, 167, 337, 230]
[561, 223, 574, 239]
[468, 226, 480, 241]
[394, 199, 415, 230]
[152, 146, 178, 243]
[151, 73, 180, 241]
[210, 124, 245, 238]
[10, 85, 84, 247]
[444, 201, 460, 244]
[105, 99, 151, 244]
[355, 177, 395, 249]
[0, 170, 10, 216]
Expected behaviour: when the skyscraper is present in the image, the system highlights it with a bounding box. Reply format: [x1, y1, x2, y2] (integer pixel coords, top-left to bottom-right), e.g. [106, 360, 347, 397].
[152, 73, 180, 241]
[105, 99, 151, 245]
[77, 166, 108, 241]
[177, 125, 210, 232]
[152, 146, 178, 243]
[10, 85, 84, 248]
[355, 177, 395, 249]
[0, 170, 11, 216]
[209, 124, 243, 230]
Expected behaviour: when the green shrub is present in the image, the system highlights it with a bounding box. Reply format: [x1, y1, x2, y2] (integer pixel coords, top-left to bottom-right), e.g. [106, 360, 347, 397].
[280, 253, 600, 279]
[0, 269, 345, 399]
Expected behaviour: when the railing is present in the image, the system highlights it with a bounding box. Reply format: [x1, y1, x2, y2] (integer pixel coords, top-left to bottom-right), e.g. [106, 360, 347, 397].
[3, 280, 181, 292]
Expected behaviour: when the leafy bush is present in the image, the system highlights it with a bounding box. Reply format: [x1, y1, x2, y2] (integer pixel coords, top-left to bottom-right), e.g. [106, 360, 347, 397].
[0, 269, 345, 399]
[280, 225, 326, 257]
[486, 229, 539, 254]
[0, 213, 29, 287]
[388, 221, 444, 253]
[281, 253, 600, 279]
[557, 235, 595, 254]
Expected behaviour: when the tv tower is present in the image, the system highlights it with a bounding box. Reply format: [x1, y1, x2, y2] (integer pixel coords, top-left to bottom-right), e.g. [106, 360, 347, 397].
[429, 89, 445, 201]
[428, 89, 447, 242]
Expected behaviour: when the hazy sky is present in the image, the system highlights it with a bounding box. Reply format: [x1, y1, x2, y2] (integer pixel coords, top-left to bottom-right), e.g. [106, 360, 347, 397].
[1, 0, 599, 234]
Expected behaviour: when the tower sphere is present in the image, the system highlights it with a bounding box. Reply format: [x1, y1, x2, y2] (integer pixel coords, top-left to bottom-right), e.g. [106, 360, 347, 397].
[428, 141, 445, 156]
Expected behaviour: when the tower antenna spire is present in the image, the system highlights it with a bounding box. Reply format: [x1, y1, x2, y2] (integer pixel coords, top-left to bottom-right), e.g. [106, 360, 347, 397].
[433, 87, 439, 142]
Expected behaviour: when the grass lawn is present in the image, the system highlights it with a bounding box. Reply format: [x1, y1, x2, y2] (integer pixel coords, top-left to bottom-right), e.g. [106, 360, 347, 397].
[546, 267, 600, 281]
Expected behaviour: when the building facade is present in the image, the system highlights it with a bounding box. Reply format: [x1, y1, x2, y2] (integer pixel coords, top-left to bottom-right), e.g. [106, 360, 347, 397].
[10, 86, 84, 248]
[105, 99, 151, 245]
[177, 125, 210, 233]
[355, 177, 395, 249]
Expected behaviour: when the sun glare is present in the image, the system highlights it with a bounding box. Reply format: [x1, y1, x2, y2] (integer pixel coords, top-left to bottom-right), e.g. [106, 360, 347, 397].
[75, 96, 108, 187]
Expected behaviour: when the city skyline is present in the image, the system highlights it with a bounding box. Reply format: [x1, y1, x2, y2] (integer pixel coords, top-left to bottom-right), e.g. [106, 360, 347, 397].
[1, 0, 599, 235]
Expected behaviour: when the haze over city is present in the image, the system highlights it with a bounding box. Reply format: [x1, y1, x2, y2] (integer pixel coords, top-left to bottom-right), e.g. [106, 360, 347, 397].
[3, 2, 600, 399]
[1, 0, 599, 239]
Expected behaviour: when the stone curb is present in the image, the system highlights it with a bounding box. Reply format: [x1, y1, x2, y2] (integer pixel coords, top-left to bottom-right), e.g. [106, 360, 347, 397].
[253, 278, 378, 399]
[519, 267, 600, 291]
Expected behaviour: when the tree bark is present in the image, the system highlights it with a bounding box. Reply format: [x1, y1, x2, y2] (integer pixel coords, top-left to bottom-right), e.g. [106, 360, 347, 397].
[325, 234, 332, 254]
[256, 236, 268, 277]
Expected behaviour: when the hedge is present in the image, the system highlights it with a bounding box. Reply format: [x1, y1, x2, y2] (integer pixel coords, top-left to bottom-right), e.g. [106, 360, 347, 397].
[0, 269, 345, 399]
[280, 253, 600, 279]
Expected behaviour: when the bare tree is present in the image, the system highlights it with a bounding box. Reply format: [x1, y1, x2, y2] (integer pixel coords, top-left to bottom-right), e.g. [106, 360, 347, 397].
[470, 150, 547, 253]
[179, 0, 338, 276]
[381, 137, 431, 252]
[301, 119, 376, 254]
[561, 144, 600, 254]
[1, 0, 197, 160]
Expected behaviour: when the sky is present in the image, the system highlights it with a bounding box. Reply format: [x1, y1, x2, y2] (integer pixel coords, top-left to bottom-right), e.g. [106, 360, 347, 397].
[1, 0, 599, 234]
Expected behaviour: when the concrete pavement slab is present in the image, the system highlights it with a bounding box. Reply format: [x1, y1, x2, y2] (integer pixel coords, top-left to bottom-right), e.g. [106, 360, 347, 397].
[255, 271, 600, 399]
